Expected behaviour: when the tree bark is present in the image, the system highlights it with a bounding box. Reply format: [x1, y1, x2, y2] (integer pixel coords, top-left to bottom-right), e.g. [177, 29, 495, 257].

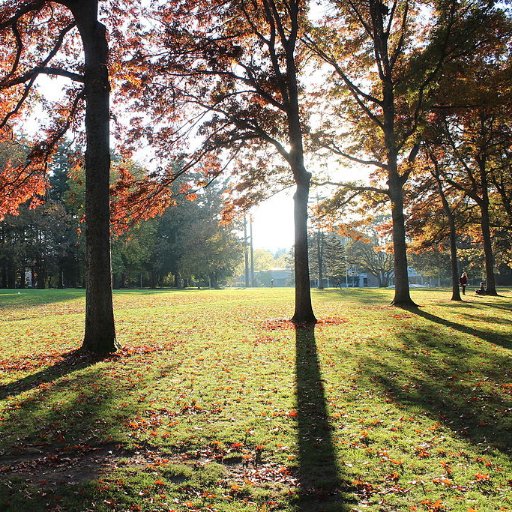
[388, 173, 416, 306]
[69, 0, 118, 353]
[447, 216, 462, 301]
[433, 167, 461, 301]
[291, 172, 316, 323]
[479, 200, 497, 295]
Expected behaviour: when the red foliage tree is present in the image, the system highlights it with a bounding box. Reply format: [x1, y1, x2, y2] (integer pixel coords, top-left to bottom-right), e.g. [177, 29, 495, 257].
[119, 0, 317, 323]
[0, 0, 142, 353]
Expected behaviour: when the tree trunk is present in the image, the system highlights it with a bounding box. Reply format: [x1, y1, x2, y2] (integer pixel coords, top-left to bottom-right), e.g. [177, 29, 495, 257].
[479, 201, 497, 295]
[291, 173, 316, 324]
[316, 231, 324, 290]
[434, 167, 461, 301]
[447, 213, 462, 301]
[70, 0, 118, 353]
[282, 25, 316, 324]
[475, 157, 498, 296]
[382, 74, 416, 307]
[388, 174, 416, 306]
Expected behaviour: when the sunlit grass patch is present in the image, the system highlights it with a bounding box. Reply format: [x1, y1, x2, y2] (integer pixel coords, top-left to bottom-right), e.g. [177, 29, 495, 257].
[0, 287, 511, 511]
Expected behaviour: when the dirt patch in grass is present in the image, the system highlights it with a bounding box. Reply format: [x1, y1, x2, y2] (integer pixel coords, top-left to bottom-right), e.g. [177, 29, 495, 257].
[262, 317, 348, 331]
[0, 443, 124, 486]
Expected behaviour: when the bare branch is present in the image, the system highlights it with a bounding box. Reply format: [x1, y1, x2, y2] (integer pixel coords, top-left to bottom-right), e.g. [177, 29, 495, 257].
[2, 66, 84, 87]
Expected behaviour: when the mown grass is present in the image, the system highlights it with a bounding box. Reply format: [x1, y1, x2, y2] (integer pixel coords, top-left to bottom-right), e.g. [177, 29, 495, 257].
[0, 287, 511, 511]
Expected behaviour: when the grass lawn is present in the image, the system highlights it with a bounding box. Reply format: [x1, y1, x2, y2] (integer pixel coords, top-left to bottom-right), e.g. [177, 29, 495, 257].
[0, 287, 511, 512]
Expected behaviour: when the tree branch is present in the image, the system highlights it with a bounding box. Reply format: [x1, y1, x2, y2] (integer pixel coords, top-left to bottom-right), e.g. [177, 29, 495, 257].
[2, 66, 84, 87]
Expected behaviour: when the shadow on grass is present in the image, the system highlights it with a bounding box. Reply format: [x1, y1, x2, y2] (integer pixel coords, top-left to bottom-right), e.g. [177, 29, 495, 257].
[0, 349, 99, 401]
[435, 297, 512, 313]
[0, 352, 146, 511]
[360, 320, 512, 456]
[313, 288, 389, 303]
[0, 287, 233, 310]
[295, 325, 354, 511]
[0, 289, 85, 309]
[408, 307, 512, 350]
[457, 312, 512, 326]
[466, 300, 512, 312]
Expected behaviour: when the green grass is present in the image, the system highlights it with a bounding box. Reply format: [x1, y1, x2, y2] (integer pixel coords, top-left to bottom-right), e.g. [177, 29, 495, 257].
[0, 287, 511, 511]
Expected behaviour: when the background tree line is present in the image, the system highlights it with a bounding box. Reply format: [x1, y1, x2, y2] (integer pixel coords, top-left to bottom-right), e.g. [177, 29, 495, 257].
[1, 0, 511, 352]
[0, 143, 241, 290]
[1, 136, 510, 293]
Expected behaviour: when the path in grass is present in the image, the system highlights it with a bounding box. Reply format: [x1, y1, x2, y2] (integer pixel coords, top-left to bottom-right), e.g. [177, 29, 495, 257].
[0, 287, 511, 511]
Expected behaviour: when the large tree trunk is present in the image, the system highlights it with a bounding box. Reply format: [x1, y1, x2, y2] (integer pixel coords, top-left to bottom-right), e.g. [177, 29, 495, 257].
[291, 172, 316, 324]
[475, 159, 497, 296]
[388, 173, 416, 306]
[382, 75, 415, 307]
[285, 36, 316, 324]
[479, 201, 497, 296]
[70, 0, 118, 353]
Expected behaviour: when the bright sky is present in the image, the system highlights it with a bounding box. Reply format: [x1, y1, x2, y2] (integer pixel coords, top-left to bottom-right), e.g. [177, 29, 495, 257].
[251, 190, 295, 252]
[25, 76, 371, 254]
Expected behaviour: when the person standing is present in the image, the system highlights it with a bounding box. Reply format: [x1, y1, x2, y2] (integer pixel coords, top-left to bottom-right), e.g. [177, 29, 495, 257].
[459, 271, 468, 295]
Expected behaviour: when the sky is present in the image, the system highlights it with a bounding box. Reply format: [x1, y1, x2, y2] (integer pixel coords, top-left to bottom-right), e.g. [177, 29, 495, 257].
[250, 190, 295, 252]
[25, 76, 370, 254]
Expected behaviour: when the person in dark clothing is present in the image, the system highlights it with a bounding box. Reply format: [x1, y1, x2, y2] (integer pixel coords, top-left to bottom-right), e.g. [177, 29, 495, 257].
[476, 281, 486, 295]
[459, 271, 468, 295]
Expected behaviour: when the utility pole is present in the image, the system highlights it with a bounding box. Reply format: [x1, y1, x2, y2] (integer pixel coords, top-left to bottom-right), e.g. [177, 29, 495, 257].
[315, 193, 324, 289]
[244, 215, 250, 287]
[249, 215, 255, 287]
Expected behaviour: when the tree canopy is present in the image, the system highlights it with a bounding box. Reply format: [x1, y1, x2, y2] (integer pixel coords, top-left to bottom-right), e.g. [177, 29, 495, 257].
[1, 0, 511, 348]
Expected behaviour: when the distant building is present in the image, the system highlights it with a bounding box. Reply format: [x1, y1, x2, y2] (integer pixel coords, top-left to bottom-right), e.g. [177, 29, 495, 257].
[235, 266, 425, 288]
[234, 268, 293, 287]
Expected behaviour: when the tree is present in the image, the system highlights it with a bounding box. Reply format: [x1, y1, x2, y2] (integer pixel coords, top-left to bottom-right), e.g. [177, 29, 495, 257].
[176, 185, 242, 288]
[409, 151, 467, 300]
[347, 238, 394, 288]
[112, 221, 157, 288]
[308, 232, 346, 287]
[422, 13, 512, 296]
[0, 141, 85, 289]
[137, 178, 242, 289]
[0, 0, 137, 352]
[125, 0, 317, 322]
[307, 0, 503, 306]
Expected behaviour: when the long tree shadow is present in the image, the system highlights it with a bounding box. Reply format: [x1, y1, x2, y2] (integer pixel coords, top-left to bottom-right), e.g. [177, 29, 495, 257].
[407, 307, 512, 350]
[0, 289, 86, 309]
[360, 321, 512, 456]
[295, 324, 354, 511]
[0, 287, 190, 311]
[0, 349, 100, 401]
[0, 365, 134, 511]
[434, 296, 512, 314]
[0, 349, 182, 511]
